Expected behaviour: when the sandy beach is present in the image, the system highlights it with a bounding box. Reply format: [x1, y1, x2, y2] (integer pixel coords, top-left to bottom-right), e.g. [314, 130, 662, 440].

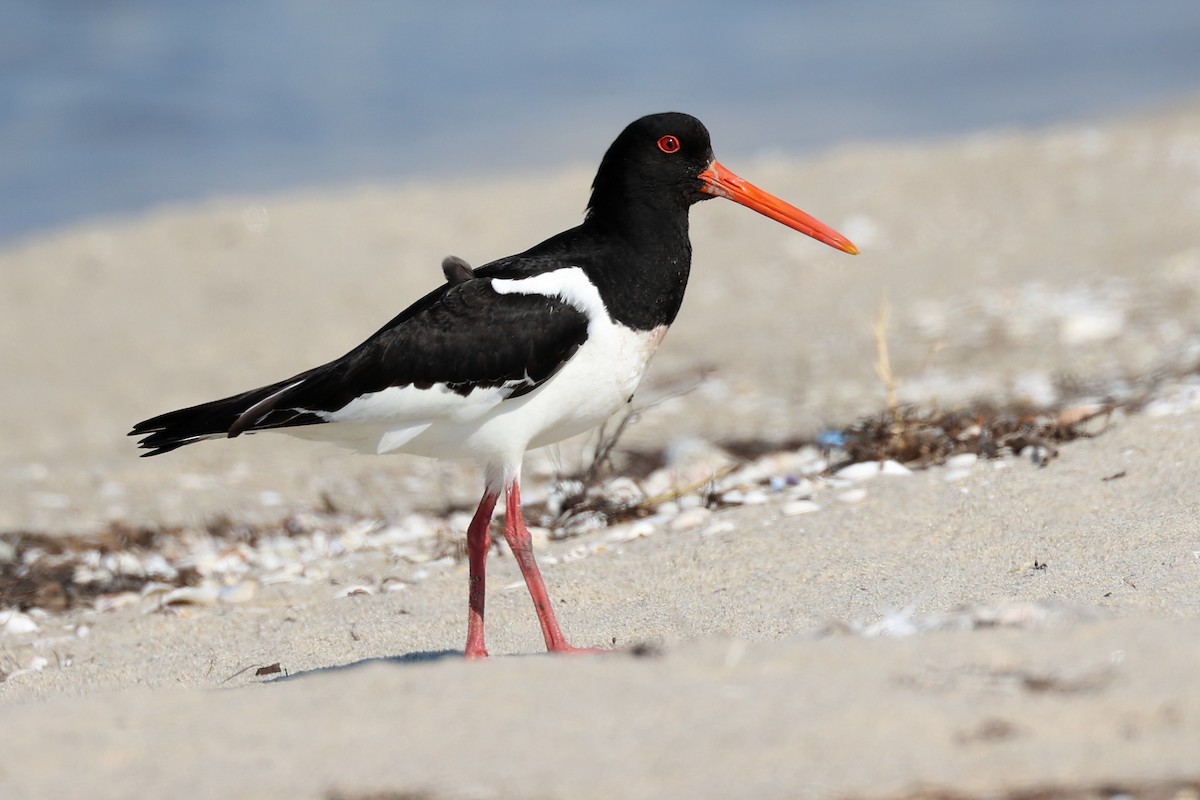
[2, 101, 1200, 798]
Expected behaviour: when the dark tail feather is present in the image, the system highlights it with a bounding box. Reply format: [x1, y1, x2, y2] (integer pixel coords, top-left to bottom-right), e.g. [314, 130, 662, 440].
[130, 374, 311, 457]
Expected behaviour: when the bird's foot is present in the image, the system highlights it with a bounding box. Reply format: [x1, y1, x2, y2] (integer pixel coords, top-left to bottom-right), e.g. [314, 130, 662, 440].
[546, 643, 612, 656]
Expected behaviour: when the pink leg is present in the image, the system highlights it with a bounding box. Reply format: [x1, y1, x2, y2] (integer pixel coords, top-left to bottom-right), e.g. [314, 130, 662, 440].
[464, 490, 499, 660]
[503, 479, 603, 655]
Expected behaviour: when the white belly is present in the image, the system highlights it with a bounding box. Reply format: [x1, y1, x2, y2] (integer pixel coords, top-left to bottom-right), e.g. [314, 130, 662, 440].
[400, 321, 666, 461]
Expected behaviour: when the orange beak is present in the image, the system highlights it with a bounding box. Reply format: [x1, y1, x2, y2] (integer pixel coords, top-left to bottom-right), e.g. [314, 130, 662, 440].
[698, 160, 859, 255]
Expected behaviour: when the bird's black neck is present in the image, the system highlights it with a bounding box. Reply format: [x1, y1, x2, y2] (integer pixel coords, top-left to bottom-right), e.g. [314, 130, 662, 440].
[574, 186, 696, 331]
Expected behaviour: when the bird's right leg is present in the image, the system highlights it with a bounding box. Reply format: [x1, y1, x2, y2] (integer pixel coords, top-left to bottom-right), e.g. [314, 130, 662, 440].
[464, 489, 499, 660]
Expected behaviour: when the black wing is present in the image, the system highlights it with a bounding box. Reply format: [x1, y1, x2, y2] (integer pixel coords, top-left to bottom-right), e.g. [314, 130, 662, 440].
[131, 277, 590, 456]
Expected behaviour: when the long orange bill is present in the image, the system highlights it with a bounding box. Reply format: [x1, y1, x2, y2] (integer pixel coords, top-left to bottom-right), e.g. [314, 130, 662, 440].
[697, 160, 859, 255]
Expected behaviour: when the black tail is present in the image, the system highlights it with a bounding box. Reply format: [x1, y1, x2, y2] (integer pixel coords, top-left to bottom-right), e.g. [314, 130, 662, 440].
[130, 372, 319, 457]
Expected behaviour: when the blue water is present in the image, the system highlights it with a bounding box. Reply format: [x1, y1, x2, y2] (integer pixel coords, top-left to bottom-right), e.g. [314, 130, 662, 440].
[3, 0, 1199, 243]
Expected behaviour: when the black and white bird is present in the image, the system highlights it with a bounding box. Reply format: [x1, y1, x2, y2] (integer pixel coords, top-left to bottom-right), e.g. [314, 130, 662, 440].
[131, 113, 858, 659]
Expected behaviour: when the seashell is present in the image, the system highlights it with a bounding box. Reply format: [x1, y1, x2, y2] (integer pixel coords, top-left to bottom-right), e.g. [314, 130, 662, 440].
[701, 521, 735, 536]
[669, 507, 713, 533]
[160, 584, 221, 607]
[380, 577, 410, 593]
[781, 500, 820, 516]
[218, 581, 258, 604]
[604, 520, 657, 542]
[600, 476, 644, 507]
[94, 592, 140, 613]
[836, 460, 912, 481]
[260, 562, 304, 585]
[1, 609, 40, 635]
[944, 453, 978, 470]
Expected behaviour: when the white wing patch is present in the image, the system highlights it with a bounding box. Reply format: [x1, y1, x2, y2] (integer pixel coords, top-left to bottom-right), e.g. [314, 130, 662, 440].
[490, 267, 606, 324]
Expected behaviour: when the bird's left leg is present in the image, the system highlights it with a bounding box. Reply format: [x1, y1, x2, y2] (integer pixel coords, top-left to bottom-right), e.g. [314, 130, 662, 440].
[501, 478, 603, 654]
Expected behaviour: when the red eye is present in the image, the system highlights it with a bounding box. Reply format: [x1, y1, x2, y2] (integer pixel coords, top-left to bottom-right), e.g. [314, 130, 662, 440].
[657, 135, 681, 154]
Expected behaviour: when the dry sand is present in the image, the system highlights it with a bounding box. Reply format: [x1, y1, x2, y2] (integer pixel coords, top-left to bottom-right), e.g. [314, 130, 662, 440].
[2, 101, 1200, 798]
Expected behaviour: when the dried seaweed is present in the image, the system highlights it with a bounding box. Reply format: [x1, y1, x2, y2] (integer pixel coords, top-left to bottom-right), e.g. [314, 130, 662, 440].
[833, 400, 1114, 469]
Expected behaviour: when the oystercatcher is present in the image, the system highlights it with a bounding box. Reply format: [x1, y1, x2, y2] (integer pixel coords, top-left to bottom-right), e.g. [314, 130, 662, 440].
[131, 112, 858, 658]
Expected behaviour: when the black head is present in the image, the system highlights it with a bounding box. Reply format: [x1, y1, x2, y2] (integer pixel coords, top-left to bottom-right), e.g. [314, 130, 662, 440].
[585, 112, 859, 255]
[587, 112, 716, 219]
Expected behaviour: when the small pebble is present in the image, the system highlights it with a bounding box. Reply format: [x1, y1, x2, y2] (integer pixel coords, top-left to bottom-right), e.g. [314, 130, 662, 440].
[781, 500, 820, 516]
[835, 462, 883, 482]
[701, 521, 736, 536]
[740, 490, 769, 505]
[787, 478, 815, 498]
[1021, 445, 1053, 466]
[605, 520, 657, 542]
[8, 655, 50, 678]
[94, 592, 140, 612]
[945, 453, 978, 470]
[603, 476, 644, 506]
[837, 488, 868, 504]
[670, 507, 713, 532]
[160, 585, 221, 606]
[218, 581, 258, 604]
[837, 460, 911, 481]
[836, 461, 884, 481]
[1, 609, 40, 635]
[559, 544, 590, 563]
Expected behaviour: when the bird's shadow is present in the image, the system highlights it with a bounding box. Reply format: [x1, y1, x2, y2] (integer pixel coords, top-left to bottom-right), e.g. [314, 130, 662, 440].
[264, 649, 465, 684]
[244, 641, 661, 686]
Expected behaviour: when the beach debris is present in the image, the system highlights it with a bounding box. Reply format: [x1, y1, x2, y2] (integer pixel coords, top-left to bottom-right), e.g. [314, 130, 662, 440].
[4, 366, 1198, 619]
[781, 500, 820, 517]
[1, 608, 40, 635]
[669, 507, 712, 533]
[835, 599, 1070, 638]
[221, 662, 288, 684]
[2, 655, 48, 682]
[835, 460, 911, 482]
[836, 489, 868, 505]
